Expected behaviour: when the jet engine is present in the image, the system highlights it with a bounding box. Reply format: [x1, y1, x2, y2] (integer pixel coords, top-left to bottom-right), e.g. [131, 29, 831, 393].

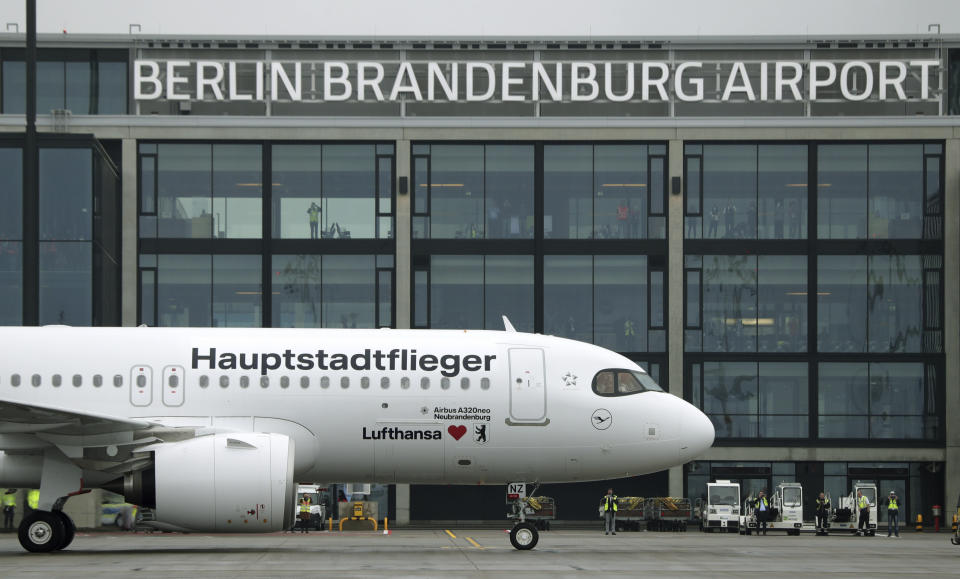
[121, 433, 295, 532]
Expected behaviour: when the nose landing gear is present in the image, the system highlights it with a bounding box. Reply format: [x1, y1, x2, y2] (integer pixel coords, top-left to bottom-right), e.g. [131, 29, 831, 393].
[18, 510, 75, 553]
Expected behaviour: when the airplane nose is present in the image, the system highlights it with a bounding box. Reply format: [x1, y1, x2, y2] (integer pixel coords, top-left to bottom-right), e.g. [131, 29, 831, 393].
[679, 406, 715, 462]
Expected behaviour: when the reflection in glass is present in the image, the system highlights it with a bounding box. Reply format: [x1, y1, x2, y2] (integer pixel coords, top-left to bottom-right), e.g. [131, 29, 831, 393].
[322, 255, 376, 328]
[65, 61, 91, 114]
[758, 363, 808, 437]
[0, 148, 22, 240]
[544, 256, 592, 342]
[273, 145, 321, 239]
[157, 255, 212, 327]
[273, 255, 322, 327]
[758, 145, 807, 239]
[97, 61, 127, 114]
[595, 255, 646, 352]
[594, 145, 648, 239]
[37, 61, 65, 113]
[157, 145, 213, 238]
[818, 145, 867, 239]
[757, 255, 807, 352]
[868, 255, 922, 353]
[702, 145, 755, 239]
[429, 145, 484, 239]
[323, 145, 376, 238]
[213, 145, 262, 238]
[430, 255, 483, 329]
[702, 256, 757, 352]
[703, 361, 758, 438]
[0, 242, 22, 325]
[818, 256, 868, 353]
[2, 61, 25, 113]
[212, 255, 261, 327]
[486, 146, 534, 239]
[39, 242, 91, 326]
[39, 148, 93, 241]
[868, 145, 923, 239]
[544, 146, 592, 239]
[484, 255, 534, 332]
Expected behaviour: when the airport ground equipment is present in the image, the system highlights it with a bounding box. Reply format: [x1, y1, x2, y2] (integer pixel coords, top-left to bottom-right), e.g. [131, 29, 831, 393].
[506, 482, 539, 550]
[644, 497, 690, 532]
[338, 501, 378, 531]
[832, 481, 878, 536]
[742, 482, 811, 535]
[294, 485, 327, 531]
[521, 496, 557, 531]
[699, 480, 740, 533]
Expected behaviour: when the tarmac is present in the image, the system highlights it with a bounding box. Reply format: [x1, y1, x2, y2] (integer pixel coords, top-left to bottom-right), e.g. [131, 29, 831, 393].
[0, 526, 958, 578]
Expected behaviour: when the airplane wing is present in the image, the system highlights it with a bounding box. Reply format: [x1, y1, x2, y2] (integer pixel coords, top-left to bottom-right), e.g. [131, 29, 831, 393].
[0, 398, 152, 436]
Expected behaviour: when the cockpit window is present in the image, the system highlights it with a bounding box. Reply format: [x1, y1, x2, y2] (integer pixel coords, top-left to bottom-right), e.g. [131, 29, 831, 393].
[591, 369, 664, 396]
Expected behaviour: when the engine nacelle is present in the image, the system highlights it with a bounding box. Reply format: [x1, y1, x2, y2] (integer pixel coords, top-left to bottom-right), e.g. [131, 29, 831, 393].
[151, 433, 294, 532]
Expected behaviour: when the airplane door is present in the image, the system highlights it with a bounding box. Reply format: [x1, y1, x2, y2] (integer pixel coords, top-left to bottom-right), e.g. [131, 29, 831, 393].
[131, 366, 153, 407]
[162, 365, 185, 407]
[507, 348, 548, 425]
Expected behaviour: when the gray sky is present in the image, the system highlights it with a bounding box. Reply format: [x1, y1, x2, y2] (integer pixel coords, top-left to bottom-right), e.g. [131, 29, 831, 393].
[2, 0, 959, 37]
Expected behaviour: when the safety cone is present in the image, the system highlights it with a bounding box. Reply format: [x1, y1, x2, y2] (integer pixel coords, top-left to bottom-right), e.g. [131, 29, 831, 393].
[915, 513, 923, 532]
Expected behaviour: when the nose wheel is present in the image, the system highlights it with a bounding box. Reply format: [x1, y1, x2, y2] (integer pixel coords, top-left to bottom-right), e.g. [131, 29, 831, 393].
[510, 522, 539, 550]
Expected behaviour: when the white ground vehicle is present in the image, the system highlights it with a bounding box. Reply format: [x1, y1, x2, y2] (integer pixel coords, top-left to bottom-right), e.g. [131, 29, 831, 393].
[742, 482, 810, 535]
[700, 481, 740, 533]
[293, 485, 327, 531]
[833, 481, 878, 536]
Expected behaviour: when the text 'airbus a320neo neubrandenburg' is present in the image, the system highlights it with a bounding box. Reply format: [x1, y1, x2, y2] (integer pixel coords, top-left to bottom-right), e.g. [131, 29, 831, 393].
[0, 319, 713, 552]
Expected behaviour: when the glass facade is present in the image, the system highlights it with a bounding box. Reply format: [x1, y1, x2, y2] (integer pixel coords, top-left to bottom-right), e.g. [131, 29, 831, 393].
[0, 147, 22, 325]
[685, 141, 944, 443]
[428, 255, 534, 332]
[1, 49, 128, 115]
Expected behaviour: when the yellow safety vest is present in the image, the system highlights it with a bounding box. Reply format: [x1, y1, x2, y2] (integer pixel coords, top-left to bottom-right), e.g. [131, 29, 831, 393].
[300, 502, 311, 513]
[603, 495, 618, 512]
[858, 496, 869, 509]
[2, 493, 15, 507]
[27, 490, 39, 509]
[887, 499, 898, 511]
[756, 497, 769, 510]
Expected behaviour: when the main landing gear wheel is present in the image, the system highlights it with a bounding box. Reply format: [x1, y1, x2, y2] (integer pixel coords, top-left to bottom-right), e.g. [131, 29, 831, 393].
[510, 522, 539, 550]
[54, 511, 76, 550]
[18, 511, 67, 553]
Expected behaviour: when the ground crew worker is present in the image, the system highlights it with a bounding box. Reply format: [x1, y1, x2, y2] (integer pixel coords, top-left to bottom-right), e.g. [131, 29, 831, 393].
[886, 491, 900, 538]
[299, 496, 312, 533]
[815, 492, 831, 535]
[26, 489, 39, 516]
[857, 489, 871, 536]
[2, 489, 15, 529]
[601, 488, 618, 535]
[755, 491, 770, 535]
[307, 202, 321, 239]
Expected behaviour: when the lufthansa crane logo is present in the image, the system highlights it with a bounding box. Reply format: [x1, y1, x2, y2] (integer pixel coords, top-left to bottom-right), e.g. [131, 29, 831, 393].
[591, 409, 612, 430]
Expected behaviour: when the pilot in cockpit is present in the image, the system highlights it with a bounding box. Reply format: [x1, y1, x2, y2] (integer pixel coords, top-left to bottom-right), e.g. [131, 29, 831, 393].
[595, 372, 615, 395]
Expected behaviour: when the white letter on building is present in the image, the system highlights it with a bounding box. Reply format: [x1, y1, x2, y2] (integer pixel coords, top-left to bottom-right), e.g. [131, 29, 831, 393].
[501, 62, 525, 102]
[809, 62, 837, 100]
[775, 62, 803, 101]
[571, 63, 598, 101]
[227, 62, 253, 101]
[604, 62, 634, 102]
[910, 60, 938, 100]
[466, 63, 496, 101]
[165, 61, 190, 101]
[196, 61, 225, 101]
[427, 62, 458, 101]
[878, 61, 907, 101]
[674, 62, 703, 102]
[641, 62, 668, 101]
[721, 62, 756, 101]
[390, 62, 423, 101]
[324, 62, 352, 102]
[271, 62, 302, 101]
[357, 62, 386, 101]
[134, 60, 162, 100]
[840, 61, 873, 101]
[532, 62, 562, 101]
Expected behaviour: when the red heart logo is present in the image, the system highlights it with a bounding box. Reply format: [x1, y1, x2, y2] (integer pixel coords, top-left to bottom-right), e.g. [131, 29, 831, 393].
[447, 425, 467, 441]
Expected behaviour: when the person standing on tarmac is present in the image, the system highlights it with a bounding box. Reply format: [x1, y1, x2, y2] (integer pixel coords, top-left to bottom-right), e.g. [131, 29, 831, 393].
[754, 490, 770, 535]
[886, 491, 900, 538]
[815, 492, 831, 535]
[2, 489, 15, 530]
[299, 496, 312, 533]
[601, 488, 618, 535]
[857, 489, 871, 536]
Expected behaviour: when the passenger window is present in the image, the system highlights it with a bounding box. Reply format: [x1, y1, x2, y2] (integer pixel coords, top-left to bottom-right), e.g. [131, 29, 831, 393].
[94, 374, 103, 387]
[301, 376, 310, 389]
[219, 375, 229, 388]
[361, 377, 370, 389]
[260, 376, 270, 388]
[137, 375, 147, 388]
[321, 376, 330, 389]
[52, 374, 62, 387]
[199, 375, 209, 388]
[420, 377, 430, 390]
[169, 374, 180, 388]
[11, 374, 20, 387]
[281, 376, 290, 389]
[460, 377, 470, 390]
[481, 377, 490, 390]
[31, 374, 41, 387]
[441, 378, 450, 390]
[240, 376, 250, 389]
[341, 377, 350, 389]
[72, 374, 82, 387]
[401, 377, 410, 390]
[113, 375, 123, 387]
[380, 376, 390, 389]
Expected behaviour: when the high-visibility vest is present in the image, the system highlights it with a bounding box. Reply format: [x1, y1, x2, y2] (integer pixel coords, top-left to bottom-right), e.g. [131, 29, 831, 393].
[299, 501, 311, 514]
[816, 498, 830, 509]
[858, 496, 869, 509]
[603, 495, 618, 512]
[887, 499, 899, 511]
[756, 497, 768, 510]
[27, 490, 39, 509]
[2, 493, 15, 507]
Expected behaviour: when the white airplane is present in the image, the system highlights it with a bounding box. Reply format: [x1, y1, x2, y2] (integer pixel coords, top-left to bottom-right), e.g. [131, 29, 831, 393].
[0, 321, 714, 552]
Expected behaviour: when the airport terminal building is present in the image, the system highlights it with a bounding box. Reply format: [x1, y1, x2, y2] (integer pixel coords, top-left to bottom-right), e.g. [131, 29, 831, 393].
[0, 32, 958, 524]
